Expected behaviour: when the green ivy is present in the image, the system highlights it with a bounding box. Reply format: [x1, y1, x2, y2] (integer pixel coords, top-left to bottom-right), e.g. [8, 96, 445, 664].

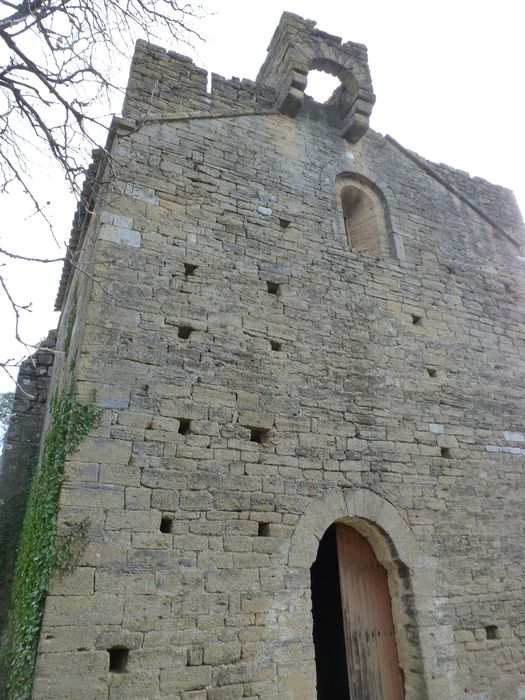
[0, 392, 100, 699]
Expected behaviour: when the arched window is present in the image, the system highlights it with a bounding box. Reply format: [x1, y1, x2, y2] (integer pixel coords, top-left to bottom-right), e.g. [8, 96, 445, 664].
[311, 523, 405, 699]
[337, 176, 391, 256]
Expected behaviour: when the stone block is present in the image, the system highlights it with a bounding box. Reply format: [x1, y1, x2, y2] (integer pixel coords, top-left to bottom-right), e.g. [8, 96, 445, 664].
[160, 666, 212, 693]
[43, 594, 123, 627]
[39, 625, 98, 653]
[95, 570, 156, 594]
[108, 669, 161, 698]
[33, 651, 109, 699]
[50, 567, 95, 596]
[72, 437, 132, 465]
[60, 484, 124, 509]
[99, 223, 141, 248]
[207, 685, 244, 700]
[203, 642, 241, 665]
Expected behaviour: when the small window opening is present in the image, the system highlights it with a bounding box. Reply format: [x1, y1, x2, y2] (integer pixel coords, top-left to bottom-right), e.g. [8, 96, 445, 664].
[108, 648, 129, 673]
[337, 175, 396, 257]
[160, 515, 174, 534]
[279, 218, 291, 229]
[184, 263, 198, 276]
[426, 368, 437, 378]
[250, 427, 268, 444]
[411, 314, 423, 326]
[485, 625, 499, 640]
[340, 182, 386, 255]
[440, 447, 451, 458]
[266, 281, 280, 295]
[178, 325, 193, 339]
[178, 418, 191, 435]
[258, 522, 270, 537]
[270, 339, 282, 352]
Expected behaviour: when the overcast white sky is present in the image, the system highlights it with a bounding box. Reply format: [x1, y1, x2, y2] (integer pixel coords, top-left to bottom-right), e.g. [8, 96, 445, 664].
[1, 0, 524, 391]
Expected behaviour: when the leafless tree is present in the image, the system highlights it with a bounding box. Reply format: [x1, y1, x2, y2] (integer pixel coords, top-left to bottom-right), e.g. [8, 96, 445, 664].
[0, 0, 202, 381]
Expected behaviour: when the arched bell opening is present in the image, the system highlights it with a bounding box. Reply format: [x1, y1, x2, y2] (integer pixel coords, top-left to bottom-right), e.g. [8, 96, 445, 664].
[304, 69, 342, 104]
[309, 57, 359, 96]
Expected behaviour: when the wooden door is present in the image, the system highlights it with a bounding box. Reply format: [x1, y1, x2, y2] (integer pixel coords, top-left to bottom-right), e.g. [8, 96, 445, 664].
[336, 524, 404, 700]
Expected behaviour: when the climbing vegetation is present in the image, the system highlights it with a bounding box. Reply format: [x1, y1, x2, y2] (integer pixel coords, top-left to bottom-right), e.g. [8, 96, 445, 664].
[0, 392, 100, 699]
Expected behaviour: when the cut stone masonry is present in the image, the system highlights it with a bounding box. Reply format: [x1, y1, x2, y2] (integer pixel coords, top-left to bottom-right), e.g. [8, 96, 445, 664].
[5, 11, 523, 700]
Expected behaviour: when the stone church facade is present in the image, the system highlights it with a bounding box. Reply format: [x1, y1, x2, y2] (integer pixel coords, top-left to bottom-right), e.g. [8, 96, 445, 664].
[24, 13, 525, 699]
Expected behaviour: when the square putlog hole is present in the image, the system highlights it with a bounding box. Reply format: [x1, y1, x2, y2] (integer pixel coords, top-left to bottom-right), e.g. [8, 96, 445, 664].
[160, 515, 174, 534]
[178, 418, 191, 435]
[411, 314, 423, 326]
[266, 281, 280, 295]
[485, 625, 499, 640]
[270, 339, 282, 352]
[440, 447, 451, 458]
[258, 522, 270, 537]
[250, 427, 269, 444]
[108, 648, 129, 673]
[184, 263, 198, 276]
[178, 325, 193, 339]
[426, 368, 437, 378]
[279, 218, 291, 229]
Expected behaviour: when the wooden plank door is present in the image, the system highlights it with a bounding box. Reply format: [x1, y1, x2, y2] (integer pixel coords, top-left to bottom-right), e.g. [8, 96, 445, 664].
[336, 523, 405, 700]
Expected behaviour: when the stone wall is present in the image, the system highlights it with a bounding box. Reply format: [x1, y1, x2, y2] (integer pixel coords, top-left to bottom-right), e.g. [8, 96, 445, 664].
[0, 331, 56, 643]
[31, 13, 524, 700]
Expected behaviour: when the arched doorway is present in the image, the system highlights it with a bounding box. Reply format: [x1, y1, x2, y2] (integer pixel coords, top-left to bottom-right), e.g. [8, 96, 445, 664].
[311, 523, 405, 699]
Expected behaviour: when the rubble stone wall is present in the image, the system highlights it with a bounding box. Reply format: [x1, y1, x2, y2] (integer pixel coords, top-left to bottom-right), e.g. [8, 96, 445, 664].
[0, 332, 56, 642]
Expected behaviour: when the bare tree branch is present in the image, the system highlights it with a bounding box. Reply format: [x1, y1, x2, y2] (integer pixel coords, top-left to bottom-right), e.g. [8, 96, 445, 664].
[0, 271, 31, 347]
[0, 246, 64, 263]
[0, 0, 203, 379]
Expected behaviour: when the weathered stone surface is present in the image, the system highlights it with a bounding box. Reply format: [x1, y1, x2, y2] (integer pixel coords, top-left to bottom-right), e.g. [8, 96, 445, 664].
[29, 11, 525, 700]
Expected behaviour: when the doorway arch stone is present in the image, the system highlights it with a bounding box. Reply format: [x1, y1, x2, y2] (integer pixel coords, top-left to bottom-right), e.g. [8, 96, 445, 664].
[283, 488, 445, 699]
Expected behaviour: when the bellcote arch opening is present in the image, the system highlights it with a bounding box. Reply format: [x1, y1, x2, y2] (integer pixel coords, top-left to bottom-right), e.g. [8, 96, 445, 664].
[304, 69, 341, 103]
